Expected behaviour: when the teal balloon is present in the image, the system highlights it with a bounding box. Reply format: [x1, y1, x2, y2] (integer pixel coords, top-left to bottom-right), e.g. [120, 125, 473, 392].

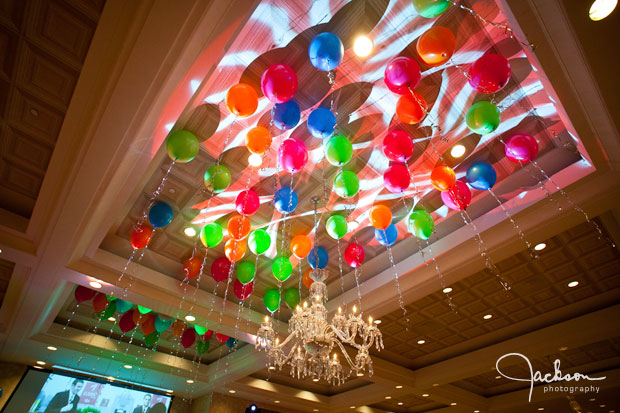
[137, 305, 151, 315]
[407, 210, 434, 240]
[115, 299, 133, 313]
[272, 256, 292, 281]
[204, 165, 231, 193]
[412, 0, 451, 18]
[154, 315, 173, 333]
[248, 228, 271, 255]
[264, 288, 281, 312]
[144, 331, 160, 347]
[334, 170, 359, 198]
[166, 130, 199, 163]
[324, 135, 353, 166]
[200, 222, 223, 248]
[194, 325, 207, 336]
[326, 214, 348, 239]
[284, 288, 300, 310]
[236, 261, 256, 284]
[196, 339, 210, 355]
[466, 101, 501, 135]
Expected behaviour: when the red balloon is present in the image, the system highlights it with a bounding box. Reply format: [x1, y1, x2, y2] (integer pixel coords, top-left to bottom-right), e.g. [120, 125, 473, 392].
[211, 257, 231, 282]
[261, 64, 298, 103]
[93, 292, 109, 313]
[183, 257, 202, 280]
[215, 333, 229, 344]
[396, 93, 427, 124]
[383, 130, 414, 162]
[344, 243, 365, 268]
[181, 328, 196, 349]
[441, 181, 472, 211]
[234, 279, 253, 301]
[505, 133, 539, 163]
[278, 138, 308, 173]
[141, 313, 156, 336]
[119, 311, 137, 333]
[235, 189, 260, 216]
[75, 285, 96, 302]
[383, 163, 410, 193]
[130, 225, 153, 250]
[468, 54, 511, 94]
[384, 57, 421, 95]
[202, 330, 213, 341]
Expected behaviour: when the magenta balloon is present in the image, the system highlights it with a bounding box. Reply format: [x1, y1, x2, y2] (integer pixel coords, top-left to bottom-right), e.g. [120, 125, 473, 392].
[505, 133, 539, 163]
[344, 243, 365, 268]
[234, 279, 253, 301]
[235, 189, 260, 216]
[383, 163, 411, 193]
[384, 57, 421, 95]
[382, 130, 414, 162]
[261, 64, 298, 103]
[441, 181, 472, 211]
[279, 138, 308, 173]
[468, 54, 511, 94]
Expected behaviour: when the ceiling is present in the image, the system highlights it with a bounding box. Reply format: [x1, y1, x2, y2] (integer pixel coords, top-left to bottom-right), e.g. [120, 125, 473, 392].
[0, 0, 619, 412]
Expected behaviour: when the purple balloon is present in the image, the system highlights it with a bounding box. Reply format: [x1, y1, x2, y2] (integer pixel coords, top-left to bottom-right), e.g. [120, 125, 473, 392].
[278, 138, 308, 173]
[505, 133, 539, 163]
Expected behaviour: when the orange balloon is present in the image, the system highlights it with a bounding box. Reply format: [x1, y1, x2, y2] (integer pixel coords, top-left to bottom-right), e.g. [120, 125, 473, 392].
[246, 126, 272, 155]
[141, 313, 156, 336]
[396, 93, 427, 124]
[172, 320, 186, 338]
[225, 238, 246, 262]
[431, 165, 456, 191]
[291, 234, 312, 259]
[132, 309, 143, 325]
[417, 26, 456, 67]
[227, 215, 251, 240]
[226, 83, 258, 117]
[302, 268, 314, 289]
[369, 205, 392, 230]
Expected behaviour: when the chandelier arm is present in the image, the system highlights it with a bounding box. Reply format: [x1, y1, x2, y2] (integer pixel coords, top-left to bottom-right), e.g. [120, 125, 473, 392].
[333, 339, 361, 371]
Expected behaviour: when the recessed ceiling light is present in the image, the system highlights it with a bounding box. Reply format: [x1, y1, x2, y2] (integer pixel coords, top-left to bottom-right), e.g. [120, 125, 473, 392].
[450, 144, 466, 158]
[357, 372, 364, 377]
[600, 405, 606, 408]
[184, 227, 197, 237]
[432, 383, 439, 387]
[495, 375, 501, 379]
[123, 364, 132, 369]
[589, 398, 595, 402]
[442, 287, 453, 294]
[108, 317, 116, 322]
[185, 315, 196, 322]
[589, 0, 618, 20]
[559, 346, 568, 351]
[166, 390, 173, 393]
[312, 378, 320, 382]
[537, 408, 544, 411]
[450, 402, 457, 406]
[108, 377, 115, 381]
[395, 385, 403, 389]
[0, 248, 3, 253]
[534, 242, 546, 251]
[34, 365, 43, 369]
[30, 108, 39, 116]
[274, 401, 280, 404]
[474, 411, 480, 413]
[349, 406, 355, 409]
[47, 346, 57, 351]
[385, 396, 392, 399]
[568, 281, 579, 288]
[374, 319, 381, 324]
[269, 366, 276, 370]
[397, 402, 404, 406]
[417, 339, 426, 345]
[168, 188, 176, 194]
[248, 153, 263, 167]
[353, 35, 373, 57]
[483, 314, 493, 320]
[89, 281, 102, 289]
[36, 361, 46, 365]
[313, 410, 319, 412]
[422, 393, 429, 397]
[228, 390, 236, 394]
[186, 379, 194, 384]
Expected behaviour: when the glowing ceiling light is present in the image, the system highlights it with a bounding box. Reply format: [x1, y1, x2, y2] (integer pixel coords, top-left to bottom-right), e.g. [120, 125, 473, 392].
[186, 379, 194, 384]
[483, 314, 493, 320]
[395, 385, 403, 389]
[248, 153, 263, 167]
[107, 317, 116, 322]
[385, 396, 391, 399]
[417, 339, 426, 345]
[228, 390, 236, 394]
[353, 35, 374, 57]
[589, 0, 617, 20]
[347, 220, 360, 231]
[450, 144, 466, 158]
[89, 281, 102, 289]
[185, 315, 196, 322]
[568, 281, 579, 288]
[34, 365, 43, 369]
[397, 402, 404, 406]
[47, 346, 57, 351]
[36, 361, 46, 365]
[184, 227, 197, 237]
[422, 394, 429, 397]
[123, 364, 132, 369]
[442, 287, 453, 294]
[534, 242, 546, 251]
[274, 400, 280, 404]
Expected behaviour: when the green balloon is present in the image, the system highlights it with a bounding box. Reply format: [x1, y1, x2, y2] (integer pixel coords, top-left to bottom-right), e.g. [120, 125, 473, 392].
[466, 101, 501, 135]
[248, 228, 271, 255]
[412, 0, 451, 18]
[98, 300, 116, 321]
[166, 130, 199, 163]
[144, 331, 160, 347]
[334, 170, 359, 198]
[324, 135, 353, 166]
[137, 305, 152, 315]
[284, 288, 300, 310]
[264, 288, 281, 312]
[200, 222, 223, 248]
[407, 210, 434, 240]
[326, 214, 348, 239]
[204, 165, 231, 193]
[196, 339, 210, 355]
[236, 261, 256, 284]
[194, 325, 207, 336]
[272, 256, 292, 281]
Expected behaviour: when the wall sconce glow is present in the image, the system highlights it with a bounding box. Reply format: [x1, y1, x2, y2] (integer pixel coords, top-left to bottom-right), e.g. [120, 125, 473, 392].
[589, 0, 618, 20]
[534, 242, 547, 251]
[450, 144, 466, 158]
[185, 315, 196, 322]
[89, 281, 102, 289]
[353, 35, 374, 57]
[248, 153, 263, 167]
[184, 227, 197, 237]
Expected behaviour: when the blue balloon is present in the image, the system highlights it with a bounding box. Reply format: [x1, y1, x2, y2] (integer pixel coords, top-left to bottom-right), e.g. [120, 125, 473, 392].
[307, 108, 336, 139]
[274, 187, 298, 214]
[309, 32, 344, 72]
[149, 201, 173, 228]
[273, 100, 300, 130]
[308, 246, 328, 269]
[375, 223, 398, 247]
[466, 162, 497, 190]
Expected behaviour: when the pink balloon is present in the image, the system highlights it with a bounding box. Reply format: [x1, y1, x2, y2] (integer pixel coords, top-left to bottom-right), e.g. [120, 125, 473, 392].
[181, 328, 196, 349]
[505, 133, 539, 163]
[234, 279, 253, 301]
[211, 257, 231, 282]
[384, 57, 421, 95]
[383, 130, 414, 162]
[383, 163, 410, 193]
[235, 189, 260, 215]
[441, 181, 472, 211]
[279, 138, 308, 173]
[468, 54, 511, 94]
[344, 243, 365, 268]
[261, 64, 298, 103]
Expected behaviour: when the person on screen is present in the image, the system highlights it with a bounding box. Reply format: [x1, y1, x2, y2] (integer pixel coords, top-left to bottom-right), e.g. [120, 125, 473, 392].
[132, 393, 152, 413]
[44, 379, 84, 413]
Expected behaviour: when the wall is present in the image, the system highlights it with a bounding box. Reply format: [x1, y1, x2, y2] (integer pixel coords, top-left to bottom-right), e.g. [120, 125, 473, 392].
[194, 392, 284, 413]
[0, 362, 26, 410]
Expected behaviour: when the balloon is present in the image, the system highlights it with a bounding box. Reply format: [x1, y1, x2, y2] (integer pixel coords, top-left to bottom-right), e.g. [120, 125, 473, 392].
[99, 300, 116, 320]
[396, 93, 427, 124]
[115, 299, 132, 313]
[264, 288, 281, 312]
[383, 130, 414, 162]
[144, 331, 159, 347]
[307, 108, 336, 139]
[196, 339, 210, 354]
[246, 126, 271, 155]
[344, 243, 365, 268]
[202, 330, 213, 341]
[407, 210, 434, 239]
[225, 337, 237, 349]
[466, 101, 501, 135]
[273, 100, 301, 130]
[274, 187, 298, 214]
[505, 133, 538, 163]
[284, 288, 300, 309]
[148, 202, 173, 228]
[137, 305, 152, 315]
[375, 223, 398, 246]
[291, 234, 312, 259]
[183, 257, 202, 280]
[130, 225, 153, 250]
[119, 311, 136, 333]
[279, 138, 308, 173]
[272, 256, 293, 281]
[225, 83, 258, 117]
[132, 308, 143, 325]
[194, 325, 207, 336]
[181, 328, 196, 349]
[166, 130, 199, 163]
[326, 214, 348, 239]
[324, 135, 353, 166]
[211, 257, 231, 282]
[141, 314, 156, 336]
[93, 293, 108, 313]
[248, 229, 271, 255]
[236, 261, 256, 284]
[234, 279, 253, 301]
[309, 32, 344, 71]
[369, 205, 392, 230]
[467, 162, 497, 190]
[308, 246, 328, 269]
[154, 315, 173, 333]
[384, 57, 421, 95]
[384, 163, 411, 193]
[227, 215, 251, 240]
[75, 285, 96, 302]
[225, 238, 246, 262]
[334, 170, 359, 198]
[412, 0, 451, 18]
[468, 54, 511, 94]
[204, 165, 231, 193]
[171, 320, 186, 338]
[441, 181, 472, 210]
[215, 333, 229, 344]
[261, 63, 298, 103]
[430, 165, 456, 191]
[235, 189, 260, 216]
[200, 222, 224, 248]
[416, 26, 456, 66]
[302, 268, 314, 289]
